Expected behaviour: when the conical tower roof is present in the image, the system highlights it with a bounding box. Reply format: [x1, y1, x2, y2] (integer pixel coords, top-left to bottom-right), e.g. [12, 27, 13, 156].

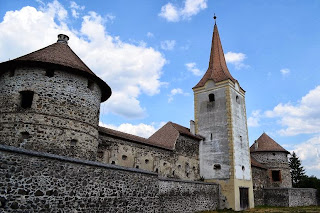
[250, 133, 290, 154]
[193, 22, 236, 89]
[0, 34, 111, 102]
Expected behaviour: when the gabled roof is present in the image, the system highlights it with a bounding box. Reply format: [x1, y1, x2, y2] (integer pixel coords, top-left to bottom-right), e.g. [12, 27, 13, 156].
[99, 126, 171, 150]
[193, 23, 236, 89]
[0, 35, 111, 102]
[148, 122, 203, 150]
[250, 156, 267, 170]
[250, 133, 290, 154]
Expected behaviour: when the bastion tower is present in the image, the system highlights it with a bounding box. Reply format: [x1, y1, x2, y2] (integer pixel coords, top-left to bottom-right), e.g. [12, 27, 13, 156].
[193, 20, 254, 210]
[0, 34, 111, 160]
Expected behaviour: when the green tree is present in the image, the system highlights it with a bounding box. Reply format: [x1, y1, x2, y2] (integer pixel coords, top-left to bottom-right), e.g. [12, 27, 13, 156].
[289, 151, 306, 187]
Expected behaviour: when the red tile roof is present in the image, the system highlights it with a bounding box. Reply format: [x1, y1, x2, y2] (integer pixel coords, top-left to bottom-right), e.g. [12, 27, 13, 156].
[251, 156, 267, 170]
[0, 37, 111, 102]
[148, 122, 203, 150]
[250, 133, 290, 154]
[193, 23, 236, 89]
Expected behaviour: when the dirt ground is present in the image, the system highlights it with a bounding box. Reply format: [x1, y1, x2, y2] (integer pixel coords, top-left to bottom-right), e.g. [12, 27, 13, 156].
[200, 206, 320, 213]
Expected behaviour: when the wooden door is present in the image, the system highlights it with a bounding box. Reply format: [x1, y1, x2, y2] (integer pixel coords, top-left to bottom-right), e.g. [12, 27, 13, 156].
[239, 187, 249, 210]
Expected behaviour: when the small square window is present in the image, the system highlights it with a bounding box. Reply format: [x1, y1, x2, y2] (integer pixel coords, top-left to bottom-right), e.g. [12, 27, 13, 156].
[20, 91, 34, 109]
[272, 170, 281, 182]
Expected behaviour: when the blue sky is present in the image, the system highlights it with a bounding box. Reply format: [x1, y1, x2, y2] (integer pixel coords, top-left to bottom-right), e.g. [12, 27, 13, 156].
[0, 0, 320, 178]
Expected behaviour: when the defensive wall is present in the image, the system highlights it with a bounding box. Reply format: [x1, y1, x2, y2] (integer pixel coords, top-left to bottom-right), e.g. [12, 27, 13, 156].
[263, 188, 317, 207]
[0, 144, 219, 212]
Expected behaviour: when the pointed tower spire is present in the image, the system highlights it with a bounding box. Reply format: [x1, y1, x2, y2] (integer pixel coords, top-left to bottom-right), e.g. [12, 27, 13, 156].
[193, 17, 236, 89]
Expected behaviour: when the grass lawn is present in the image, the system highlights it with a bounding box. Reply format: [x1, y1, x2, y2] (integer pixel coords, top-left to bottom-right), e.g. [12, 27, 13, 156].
[200, 206, 320, 213]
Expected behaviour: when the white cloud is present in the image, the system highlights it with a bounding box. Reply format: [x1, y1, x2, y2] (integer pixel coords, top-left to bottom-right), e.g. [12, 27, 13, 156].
[265, 85, 320, 136]
[147, 32, 154, 38]
[159, 0, 207, 22]
[160, 40, 176, 50]
[70, 1, 85, 18]
[99, 121, 165, 138]
[0, 1, 166, 119]
[224, 51, 248, 70]
[289, 136, 320, 177]
[280, 68, 290, 76]
[247, 110, 261, 127]
[168, 88, 189, 103]
[185, 62, 203, 76]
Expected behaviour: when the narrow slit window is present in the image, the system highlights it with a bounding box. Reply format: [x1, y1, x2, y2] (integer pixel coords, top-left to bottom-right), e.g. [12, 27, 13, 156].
[210, 133, 213, 140]
[236, 95, 240, 104]
[46, 69, 54, 77]
[87, 80, 94, 90]
[20, 91, 34, 109]
[209, 93, 215, 102]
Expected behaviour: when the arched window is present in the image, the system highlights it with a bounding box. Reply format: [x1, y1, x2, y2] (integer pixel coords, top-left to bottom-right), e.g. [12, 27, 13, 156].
[209, 93, 215, 102]
[236, 95, 240, 104]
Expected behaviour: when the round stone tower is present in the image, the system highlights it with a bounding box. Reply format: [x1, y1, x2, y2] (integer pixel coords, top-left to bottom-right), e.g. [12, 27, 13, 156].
[0, 34, 111, 160]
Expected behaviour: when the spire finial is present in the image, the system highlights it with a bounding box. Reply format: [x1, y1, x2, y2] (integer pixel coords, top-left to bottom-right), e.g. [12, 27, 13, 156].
[213, 13, 217, 24]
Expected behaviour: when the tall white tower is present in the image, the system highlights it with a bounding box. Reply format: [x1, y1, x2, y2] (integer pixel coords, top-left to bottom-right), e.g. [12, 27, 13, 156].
[193, 19, 254, 210]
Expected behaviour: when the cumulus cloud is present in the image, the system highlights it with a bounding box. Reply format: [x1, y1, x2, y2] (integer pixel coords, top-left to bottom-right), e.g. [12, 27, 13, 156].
[280, 68, 290, 76]
[265, 85, 320, 136]
[160, 40, 176, 51]
[0, 0, 166, 119]
[185, 62, 203, 76]
[159, 0, 207, 22]
[287, 136, 320, 177]
[247, 110, 261, 127]
[70, 1, 85, 18]
[99, 121, 165, 138]
[224, 51, 248, 70]
[168, 88, 189, 103]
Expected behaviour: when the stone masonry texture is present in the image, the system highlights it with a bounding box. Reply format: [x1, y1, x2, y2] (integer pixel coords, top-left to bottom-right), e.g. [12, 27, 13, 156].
[0, 145, 220, 212]
[0, 68, 102, 160]
[159, 179, 219, 212]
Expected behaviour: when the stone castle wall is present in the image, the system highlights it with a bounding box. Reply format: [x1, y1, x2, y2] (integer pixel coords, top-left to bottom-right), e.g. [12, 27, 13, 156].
[98, 133, 200, 180]
[159, 178, 219, 212]
[0, 144, 219, 212]
[251, 166, 268, 206]
[0, 68, 102, 160]
[263, 188, 317, 207]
